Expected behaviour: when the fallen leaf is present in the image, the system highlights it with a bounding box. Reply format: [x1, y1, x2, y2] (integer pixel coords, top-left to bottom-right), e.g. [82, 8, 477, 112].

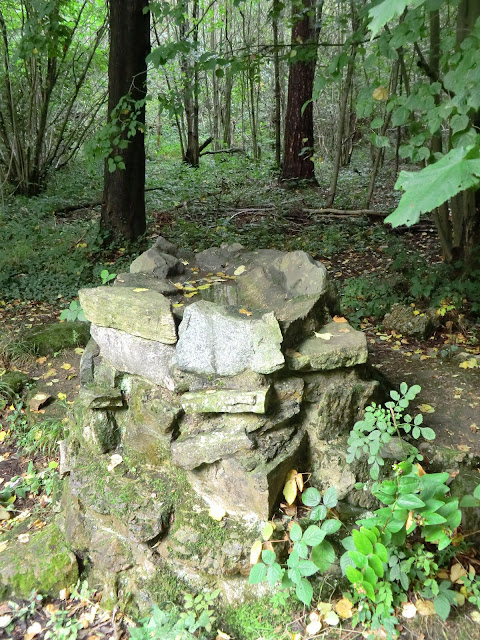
[457, 444, 471, 452]
[208, 504, 226, 521]
[416, 600, 435, 616]
[335, 597, 353, 619]
[305, 619, 322, 635]
[317, 602, 333, 616]
[184, 292, 198, 298]
[36, 356, 47, 365]
[0, 540, 7, 553]
[172, 303, 184, 308]
[173, 282, 183, 289]
[314, 332, 333, 340]
[234, 265, 246, 276]
[25, 621, 42, 639]
[60, 363, 72, 370]
[471, 611, 480, 623]
[133, 288, 149, 292]
[324, 610, 339, 626]
[238, 308, 253, 316]
[402, 602, 417, 619]
[44, 603, 59, 615]
[262, 522, 274, 541]
[450, 563, 468, 583]
[295, 473, 304, 493]
[0, 615, 12, 628]
[197, 283, 212, 290]
[417, 404, 435, 413]
[333, 316, 348, 323]
[42, 368, 57, 379]
[0, 431, 7, 443]
[470, 423, 479, 433]
[29, 392, 51, 412]
[107, 454, 123, 472]
[74, 347, 84, 355]
[216, 632, 231, 640]
[250, 540, 262, 565]
[57, 392, 67, 401]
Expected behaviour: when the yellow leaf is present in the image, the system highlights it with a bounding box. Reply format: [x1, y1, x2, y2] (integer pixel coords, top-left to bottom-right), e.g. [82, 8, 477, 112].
[417, 404, 435, 413]
[305, 619, 322, 635]
[335, 597, 353, 619]
[295, 473, 304, 493]
[283, 479, 297, 505]
[450, 563, 468, 583]
[415, 600, 435, 616]
[0, 540, 7, 553]
[0, 431, 7, 443]
[174, 282, 183, 289]
[471, 610, 480, 623]
[57, 393, 67, 401]
[216, 632, 231, 640]
[74, 348, 84, 355]
[372, 86, 389, 100]
[184, 292, 198, 298]
[208, 504, 226, 521]
[133, 288, 149, 292]
[25, 621, 42, 640]
[42, 368, 57, 379]
[76, 242, 87, 248]
[250, 540, 262, 565]
[183, 286, 197, 292]
[173, 303, 184, 308]
[262, 522, 274, 541]
[314, 332, 333, 340]
[234, 265, 246, 276]
[238, 308, 253, 316]
[60, 363, 72, 370]
[333, 316, 348, 323]
[197, 284, 212, 290]
[36, 356, 47, 365]
[459, 358, 478, 369]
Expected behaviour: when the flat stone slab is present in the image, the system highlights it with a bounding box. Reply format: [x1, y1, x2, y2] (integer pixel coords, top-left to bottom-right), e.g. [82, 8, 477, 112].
[90, 325, 177, 391]
[79, 286, 176, 344]
[130, 247, 184, 278]
[79, 386, 123, 410]
[286, 321, 368, 371]
[174, 300, 284, 376]
[113, 272, 179, 296]
[181, 388, 271, 414]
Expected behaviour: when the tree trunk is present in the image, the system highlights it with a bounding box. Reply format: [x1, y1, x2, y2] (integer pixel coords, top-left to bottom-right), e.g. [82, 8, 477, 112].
[272, 0, 282, 168]
[182, 0, 200, 167]
[281, 0, 322, 182]
[101, 0, 149, 242]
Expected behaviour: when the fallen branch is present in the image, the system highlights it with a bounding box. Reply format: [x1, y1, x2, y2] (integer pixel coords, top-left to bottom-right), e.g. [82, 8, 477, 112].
[54, 186, 167, 216]
[198, 136, 214, 154]
[304, 208, 388, 217]
[200, 147, 246, 157]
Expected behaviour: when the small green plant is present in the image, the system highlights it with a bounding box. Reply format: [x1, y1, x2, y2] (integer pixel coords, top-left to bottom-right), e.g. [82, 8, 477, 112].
[0, 461, 59, 511]
[100, 268, 116, 285]
[44, 608, 83, 640]
[249, 485, 341, 606]
[59, 300, 86, 322]
[130, 590, 220, 640]
[346, 382, 435, 480]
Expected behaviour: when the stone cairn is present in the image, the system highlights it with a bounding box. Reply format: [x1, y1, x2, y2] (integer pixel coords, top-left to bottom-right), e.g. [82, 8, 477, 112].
[62, 238, 383, 606]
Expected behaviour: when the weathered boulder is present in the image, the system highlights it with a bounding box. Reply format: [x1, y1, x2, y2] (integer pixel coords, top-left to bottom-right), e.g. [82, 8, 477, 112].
[130, 247, 184, 278]
[79, 385, 124, 410]
[383, 303, 440, 339]
[0, 522, 78, 599]
[181, 388, 271, 414]
[173, 301, 284, 376]
[194, 243, 245, 272]
[80, 287, 177, 344]
[286, 321, 368, 371]
[90, 325, 177, 390]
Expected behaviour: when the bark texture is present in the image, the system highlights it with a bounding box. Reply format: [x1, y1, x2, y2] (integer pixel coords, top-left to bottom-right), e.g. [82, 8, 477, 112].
[101, 0, 150, 241]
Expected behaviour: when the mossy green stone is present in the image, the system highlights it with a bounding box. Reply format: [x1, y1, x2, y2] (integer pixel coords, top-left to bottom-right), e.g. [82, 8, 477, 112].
[0, 522, 78, 598]
[23, 321, 90, 356]
[0, 370, 32, 399]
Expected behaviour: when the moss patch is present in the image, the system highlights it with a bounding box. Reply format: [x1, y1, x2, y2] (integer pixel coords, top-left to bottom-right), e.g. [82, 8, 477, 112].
[0, 521, 78, 599]
[0, 370, 32, 399]
[23, 321, 90, 356]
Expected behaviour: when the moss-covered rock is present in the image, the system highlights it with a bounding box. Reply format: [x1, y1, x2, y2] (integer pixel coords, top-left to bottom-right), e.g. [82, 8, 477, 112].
[23, 321, 90, 356]
[0, 370, 32, 399]
[0, 522, 78, 599]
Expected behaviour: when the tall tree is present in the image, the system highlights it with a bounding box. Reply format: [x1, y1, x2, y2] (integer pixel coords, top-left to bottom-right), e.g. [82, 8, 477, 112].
[101, 0, 150, 242]
[281, 0, 323, 182]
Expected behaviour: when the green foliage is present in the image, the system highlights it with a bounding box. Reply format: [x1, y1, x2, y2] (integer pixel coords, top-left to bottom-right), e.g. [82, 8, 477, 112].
[100, 269, 116, 285]
[386, 146, 480, 228]
[0, 461, 59, 511]
[130, 590, 220, 640]
[5, 401, 65, 456]
[340, 383, 480, 638]
[44, 607, 83, 640]
[346, 382, 430, 480]
[249, 486, 340, 606]
[59, 300, 86, 322]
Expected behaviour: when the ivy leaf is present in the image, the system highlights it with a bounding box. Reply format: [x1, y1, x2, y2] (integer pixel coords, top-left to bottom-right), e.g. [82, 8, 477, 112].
[386, 146, 480, 228]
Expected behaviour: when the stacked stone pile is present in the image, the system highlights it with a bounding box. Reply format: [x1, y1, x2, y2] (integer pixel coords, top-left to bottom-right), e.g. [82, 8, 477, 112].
[61, 237, 383, 605]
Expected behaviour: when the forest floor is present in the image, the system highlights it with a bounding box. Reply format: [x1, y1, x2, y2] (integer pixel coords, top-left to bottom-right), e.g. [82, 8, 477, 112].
[0, 153, 480, 639]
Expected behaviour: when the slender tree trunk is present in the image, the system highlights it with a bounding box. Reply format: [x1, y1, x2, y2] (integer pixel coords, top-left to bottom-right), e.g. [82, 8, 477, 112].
[101, 0, 149, 241]
[281, 0, 323, 182]
[326, 4, 359, 206]
[181, 0, 200, 167]
[272, 0, 282, 168]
